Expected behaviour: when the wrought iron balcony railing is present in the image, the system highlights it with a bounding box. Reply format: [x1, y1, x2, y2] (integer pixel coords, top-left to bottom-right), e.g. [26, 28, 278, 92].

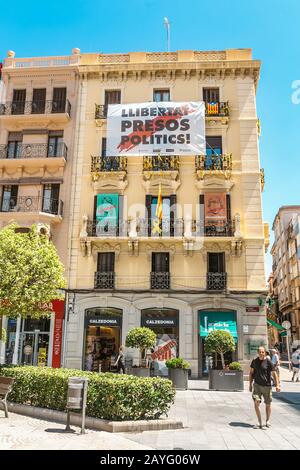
[0, 142, 68, 160]
[150, 272, 170, 290]
[87, 220, 129, 237]
[195, 154, 232, 172]
[95, 102, 229, 119]
[192, 220, 234, 237]
[0, 196, 63, 216]
[94, 271, 115, 289]
[0, 100, 71, 116]
[91, 155, 127, 173]
[207, 272, 227, 291]
[205, 101, 229, 117]
[143, 155, 179, 172]
[85, 218, 184, 238]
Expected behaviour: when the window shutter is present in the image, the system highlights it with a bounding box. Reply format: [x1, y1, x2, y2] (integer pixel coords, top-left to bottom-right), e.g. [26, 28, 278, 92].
[226, 194, 231, 223]
[199, 194, 205, 233]
[101, 138, 107, 157]
[11, 185, 19, 200]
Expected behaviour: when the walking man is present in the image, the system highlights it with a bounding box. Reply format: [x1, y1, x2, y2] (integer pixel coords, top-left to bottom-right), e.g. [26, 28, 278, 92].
[291, 346, 300, 382]
[249, 346, 280, 429]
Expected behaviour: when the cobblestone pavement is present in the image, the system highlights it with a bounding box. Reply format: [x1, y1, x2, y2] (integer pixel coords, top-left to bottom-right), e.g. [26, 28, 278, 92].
[120, 367, 300, 450]
[0, 414, 152, 450]
[1, 367, 299, 450]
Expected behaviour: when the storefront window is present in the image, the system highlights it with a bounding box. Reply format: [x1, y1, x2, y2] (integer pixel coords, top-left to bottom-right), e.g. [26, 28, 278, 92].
[84, 308, 122, 372]
[5, 318, 17, 364]
[141, 308, 179, 377]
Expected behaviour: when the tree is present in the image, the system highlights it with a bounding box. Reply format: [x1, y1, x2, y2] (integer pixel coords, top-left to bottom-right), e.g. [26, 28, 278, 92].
[125, 327, 157, 367]
[204, 330, 236, 369]
[0, 223, 66, 336]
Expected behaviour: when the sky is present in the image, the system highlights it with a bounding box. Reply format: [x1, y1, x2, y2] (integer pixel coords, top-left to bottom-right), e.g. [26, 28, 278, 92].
[1, 0, 299, 278]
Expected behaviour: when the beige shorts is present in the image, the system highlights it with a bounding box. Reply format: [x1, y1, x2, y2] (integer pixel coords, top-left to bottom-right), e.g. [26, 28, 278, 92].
[252, 383, 272, 405]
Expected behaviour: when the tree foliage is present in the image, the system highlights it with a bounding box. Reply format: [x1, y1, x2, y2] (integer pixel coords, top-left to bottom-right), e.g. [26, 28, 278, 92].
[0, 223, 66, 319]
[204, 330, 236, 369]
[126, 327, 157, 366]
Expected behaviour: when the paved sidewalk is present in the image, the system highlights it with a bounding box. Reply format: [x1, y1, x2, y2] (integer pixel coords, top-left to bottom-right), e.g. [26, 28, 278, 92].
[0, 414, 152, 450]
[120, 367, 300, 450]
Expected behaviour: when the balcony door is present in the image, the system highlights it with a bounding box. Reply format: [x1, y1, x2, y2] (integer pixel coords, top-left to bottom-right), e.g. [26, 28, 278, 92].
[48, 132, 64, 157]
[96, 252, 115, 289]
[52, 88, 66, 113]
[12, 89, 26, 115]
[42, 184, 60, 214]
[7, 133, 22, 159]
[1, 185, 18, 212]
[151, 253, 170, 289]
[203, 88, 220, 103]
[208, 252, 225, 273]
[32, 88, 46, 114]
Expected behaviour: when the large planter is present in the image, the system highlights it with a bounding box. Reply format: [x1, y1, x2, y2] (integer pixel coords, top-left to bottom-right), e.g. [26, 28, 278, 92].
[130, 367, 151, 378]
[168, 368, 188, 390]
[209, 369, 244, 391]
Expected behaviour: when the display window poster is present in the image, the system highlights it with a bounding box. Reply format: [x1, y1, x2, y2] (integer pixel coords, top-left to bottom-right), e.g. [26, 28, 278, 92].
[151, 334, 177, 376]
[96, 193, 119, 234]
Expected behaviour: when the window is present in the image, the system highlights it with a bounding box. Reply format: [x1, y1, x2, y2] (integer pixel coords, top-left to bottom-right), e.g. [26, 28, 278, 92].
[42, 184, 60, 214]
[101, 138, 107, 157]
[48, 131, 64, 157]
[52, 88, 67, 113]
[1, 185, 18, 211]
[152, 252, 170, 273]
[203, 88, 220, 103]
[7, 132, 22, 159]
[12, 89, 26, 114]
[97, 252, 115, 273]
[208, 252, 225, 273]
[153, 89, 170, 102]
[32, 88, 46, 114]
[206, 136, 222, 156]
[146, 194, 176, 237]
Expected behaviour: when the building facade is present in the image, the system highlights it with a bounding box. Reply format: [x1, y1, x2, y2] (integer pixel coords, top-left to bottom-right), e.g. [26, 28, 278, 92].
[271, 207, 300, 347]
[0, 49, 80, 366]
[63, 49, 269, 377]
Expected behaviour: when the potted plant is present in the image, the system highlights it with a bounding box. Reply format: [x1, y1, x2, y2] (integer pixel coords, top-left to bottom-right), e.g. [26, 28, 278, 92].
[205, 330, 244, 391]
[165, 358, 190, 390]
[125, 327, 156, 377]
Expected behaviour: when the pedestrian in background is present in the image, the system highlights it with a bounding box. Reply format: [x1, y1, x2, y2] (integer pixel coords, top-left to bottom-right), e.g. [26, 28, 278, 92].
[270, 348, 280, 384]
[249, 346, 280, 429]
[114, 345, 125, 374]
[291, 347, 300, 382]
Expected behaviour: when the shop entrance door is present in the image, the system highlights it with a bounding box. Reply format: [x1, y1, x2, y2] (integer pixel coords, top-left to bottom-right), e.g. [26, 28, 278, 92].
[19, 329, 49, 366]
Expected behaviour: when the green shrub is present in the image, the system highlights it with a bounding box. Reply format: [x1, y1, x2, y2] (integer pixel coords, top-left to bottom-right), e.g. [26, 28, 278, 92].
[228, 362, 243, 371]
[0, 327, 6, 343]
[125, 327, 157, 366]
[0, 365, 175, 421]
[165, 358, 190, 369]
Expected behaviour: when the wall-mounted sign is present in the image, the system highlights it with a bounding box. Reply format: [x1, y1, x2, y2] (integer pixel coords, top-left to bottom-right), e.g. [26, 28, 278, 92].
[243, 325, 249, 333]
[246, 306, 260, 312]
[106, 101, 205, 156]
[85, 316, 122, 328]
[142, 318, 178, 328]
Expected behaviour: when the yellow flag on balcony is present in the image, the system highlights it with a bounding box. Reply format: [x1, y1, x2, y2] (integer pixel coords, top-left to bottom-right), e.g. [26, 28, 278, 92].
[156, 183, 163, 221]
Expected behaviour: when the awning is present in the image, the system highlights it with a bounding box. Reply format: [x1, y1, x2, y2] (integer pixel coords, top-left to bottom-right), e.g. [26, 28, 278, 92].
[199, 311, 238, 338]
[267, 318, 285, 331]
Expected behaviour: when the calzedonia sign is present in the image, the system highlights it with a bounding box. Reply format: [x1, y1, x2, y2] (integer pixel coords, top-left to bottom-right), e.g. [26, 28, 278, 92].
[106, 101, 205, 156]
[142, 318, 178, 327]
[85, 316, 122, 327]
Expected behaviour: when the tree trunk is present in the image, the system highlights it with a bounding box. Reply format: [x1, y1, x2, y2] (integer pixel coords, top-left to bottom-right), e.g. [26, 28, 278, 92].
[220, 352, 225, 369]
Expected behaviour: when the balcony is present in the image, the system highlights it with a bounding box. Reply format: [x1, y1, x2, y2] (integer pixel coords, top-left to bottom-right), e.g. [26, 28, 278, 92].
[94, 271, 115, 289]
[91, 155, 127, 174]
[207, 272, 227, 291]
[205, 101, 229, 117]
[143, 155, 179, 172]
[0, 142, 68, 160]
[192, 220, 234, 237]
[0, 100, 71, 124]
[0, 196, 64, 222]
[84, 218, 184, 238]
[195, 154, 232, 180]
[150, 272, 170, 290]
[95, 102, 229, 120]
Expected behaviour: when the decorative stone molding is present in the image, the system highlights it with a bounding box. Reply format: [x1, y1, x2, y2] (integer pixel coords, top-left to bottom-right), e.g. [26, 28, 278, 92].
[201, 242, 231, 262]
[195, 176, 234, 192]
[142, 172, 181, 194]
[128, 239, 139, 257]
[146, 243, 176, 260]
[92, 243, 121, 260]
[231, 239, 243, 257]
[80, 214, 88, 238]
[92, 172, 128, 193]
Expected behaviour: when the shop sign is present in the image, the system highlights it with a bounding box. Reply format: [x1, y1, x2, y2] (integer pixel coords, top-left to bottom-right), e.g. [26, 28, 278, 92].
[85, 316, 122, 327]
[142, 318, 178, 327]
[246, 306, 260, 313]
[52, 299, 65, 369]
